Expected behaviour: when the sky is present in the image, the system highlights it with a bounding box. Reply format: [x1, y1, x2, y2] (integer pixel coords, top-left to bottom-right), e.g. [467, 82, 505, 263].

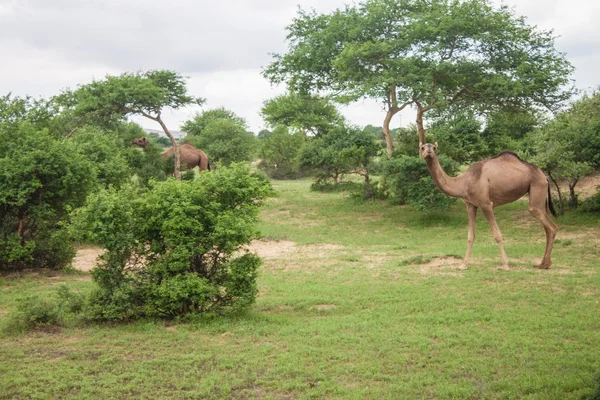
[1, 0, 599, 134]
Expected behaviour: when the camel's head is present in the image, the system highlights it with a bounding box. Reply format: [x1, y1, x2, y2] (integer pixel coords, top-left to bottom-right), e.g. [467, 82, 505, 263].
[132, 137, 150, 148]
[420, 142, 438, 160]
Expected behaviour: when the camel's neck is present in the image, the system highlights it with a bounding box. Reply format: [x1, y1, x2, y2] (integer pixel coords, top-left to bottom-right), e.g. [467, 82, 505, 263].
[425, 156, 465, 199]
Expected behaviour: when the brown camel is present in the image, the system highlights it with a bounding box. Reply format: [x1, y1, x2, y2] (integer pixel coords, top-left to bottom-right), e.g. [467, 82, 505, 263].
[420, 142, 558, 270]
[132, 137, 211, 171]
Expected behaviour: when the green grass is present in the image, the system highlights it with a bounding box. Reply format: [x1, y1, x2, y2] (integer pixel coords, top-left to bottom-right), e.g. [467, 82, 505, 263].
[2, 178, 600, 399]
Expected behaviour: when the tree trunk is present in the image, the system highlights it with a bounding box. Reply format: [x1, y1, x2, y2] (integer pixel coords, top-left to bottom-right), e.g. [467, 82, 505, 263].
[568, 179, 579, 208]
[416, 105, 426, 146]
[383, 108, 397, 158]
[548, 172, 564, 214]
[156, 117, 181, 179]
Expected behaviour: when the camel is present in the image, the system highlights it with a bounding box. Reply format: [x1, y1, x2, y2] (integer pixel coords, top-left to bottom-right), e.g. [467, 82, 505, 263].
[132, 137, 211, 171]
[420, 142, 558, 270]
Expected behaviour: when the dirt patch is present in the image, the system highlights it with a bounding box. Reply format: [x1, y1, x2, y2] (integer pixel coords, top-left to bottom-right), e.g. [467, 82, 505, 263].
[419, 256, 465, 276]
[246, 240, 297, 259]
[72, 247, 104, 272]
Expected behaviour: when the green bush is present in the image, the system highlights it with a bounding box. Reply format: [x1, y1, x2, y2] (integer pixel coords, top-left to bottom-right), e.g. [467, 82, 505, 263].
[0, 123, 95, 271]
[258, 126, 305, 179]
[72, 164, 272, 320]
[3, 286, 86, 333]
[581, 192, 600, 213]
[381, 154, 457, 211]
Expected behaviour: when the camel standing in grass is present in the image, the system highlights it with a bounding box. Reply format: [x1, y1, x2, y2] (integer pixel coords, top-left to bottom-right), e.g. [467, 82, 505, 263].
[420, 142, 558, 270]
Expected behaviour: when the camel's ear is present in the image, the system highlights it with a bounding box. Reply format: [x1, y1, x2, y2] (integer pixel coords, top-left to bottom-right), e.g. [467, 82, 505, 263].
[434, 142, 438, 149]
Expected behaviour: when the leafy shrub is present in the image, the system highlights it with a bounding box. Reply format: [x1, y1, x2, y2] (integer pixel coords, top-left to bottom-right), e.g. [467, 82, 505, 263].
[72, 164, 272, 320]
[3, 285, 86, 333]
[582, 368, 600, 400]
[381, 154, 457, 211]
[581, 191, 600, 213]
[299, 125, 380, 186]
[0, 123, 95, 271]
[258, 126, 305, 179]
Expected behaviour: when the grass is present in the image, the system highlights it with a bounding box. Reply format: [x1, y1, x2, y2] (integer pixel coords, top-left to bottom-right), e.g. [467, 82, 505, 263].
[2, 178, 600, 399]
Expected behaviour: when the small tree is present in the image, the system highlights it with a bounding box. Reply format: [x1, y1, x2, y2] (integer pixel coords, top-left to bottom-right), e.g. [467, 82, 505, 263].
[73, 70, 204, 179]
[261, 92, 344, 136]
[258, 126, 305, 179]
[185, 119, 257, 167]
[299, 125, 380, 195]
[71, 164, 272, 320]
[531, 93, 600, 210]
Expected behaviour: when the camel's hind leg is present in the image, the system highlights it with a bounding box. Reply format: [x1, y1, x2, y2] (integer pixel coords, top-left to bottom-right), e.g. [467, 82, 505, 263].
[480, 205, 510, 270]
[529, 182, 558, 269]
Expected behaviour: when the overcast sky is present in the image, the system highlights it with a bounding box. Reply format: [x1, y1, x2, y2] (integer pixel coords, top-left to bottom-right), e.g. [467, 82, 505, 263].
[1, 0, 599, 133]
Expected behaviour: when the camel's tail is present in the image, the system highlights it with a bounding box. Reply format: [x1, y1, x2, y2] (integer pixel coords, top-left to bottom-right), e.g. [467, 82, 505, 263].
[207, 160, 213, 171]
[547, 178, 558, 218]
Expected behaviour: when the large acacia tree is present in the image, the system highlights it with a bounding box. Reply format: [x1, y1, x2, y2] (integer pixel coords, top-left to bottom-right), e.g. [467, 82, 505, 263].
[264, 0, 575, 156]
[72, 70, 204, 178]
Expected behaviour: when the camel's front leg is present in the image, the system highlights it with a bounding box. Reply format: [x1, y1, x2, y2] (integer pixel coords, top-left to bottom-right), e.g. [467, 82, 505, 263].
[481, 206, 510, 270]
[460, 203, 477, 269]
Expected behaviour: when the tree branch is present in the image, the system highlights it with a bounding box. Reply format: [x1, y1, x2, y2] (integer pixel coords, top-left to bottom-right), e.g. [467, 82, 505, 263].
[441, 38, 457, 61]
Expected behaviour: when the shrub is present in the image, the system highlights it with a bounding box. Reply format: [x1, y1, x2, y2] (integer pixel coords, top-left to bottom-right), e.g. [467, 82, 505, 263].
[258, 126, 304, 179]
[381, 154, 457, 211]
[0, 123, 95, 271]
[3, 285, 86, 333]
[581, 191, 600, 213]
[72, 164, 272, 320]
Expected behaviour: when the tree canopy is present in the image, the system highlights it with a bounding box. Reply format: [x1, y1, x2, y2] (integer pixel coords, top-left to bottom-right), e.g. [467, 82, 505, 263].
[72, 70, 204, 178]
[264, 0, 575, 155]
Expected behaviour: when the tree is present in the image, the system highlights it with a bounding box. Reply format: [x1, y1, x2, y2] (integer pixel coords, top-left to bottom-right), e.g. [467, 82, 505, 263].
[264, 0, 574, 156]
[428, 111, 488, 163]
[299, 125, 380, 196]
[72, 70, 204, 179]
[258, 126, 305, 179]
[181, 107, 247, 135]
[260, 92, 344, 136]
[183, 108, 256, 167]
[531, 91, 600, 210]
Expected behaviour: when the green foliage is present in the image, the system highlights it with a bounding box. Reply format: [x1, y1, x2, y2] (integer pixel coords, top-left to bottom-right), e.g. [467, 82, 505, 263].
[581, 192, 600, 213]
[381, 154, 457, 211]
[182, 107, 247, 135]
[429, 112, 488, 163]
[583, 369, 600, 400]
[531, 92, 600, 209]
[71, 164, 271, 320]
[70, 126, 132, 189]
[0, 123, 95, 270]
[265, 0, 574, 152]
[261, 92, 344, 136]
[73, 70, 204, 121]
[258, 126, 305, 179]
[299, 125, 381, 190]
[185, 119, 256, 167]
[3, 286, 85, 333]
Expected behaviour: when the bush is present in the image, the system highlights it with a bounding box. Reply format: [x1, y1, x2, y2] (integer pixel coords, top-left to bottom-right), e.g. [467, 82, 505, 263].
[582, 369, 600, 400]
[0, 123, 95, 271]
[3, 286, 84, 333]
[581, 191, 600, 213]
[258, 126, 304, 179]
[381, 154, 457, 211]
[72, 164, 272, 320]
